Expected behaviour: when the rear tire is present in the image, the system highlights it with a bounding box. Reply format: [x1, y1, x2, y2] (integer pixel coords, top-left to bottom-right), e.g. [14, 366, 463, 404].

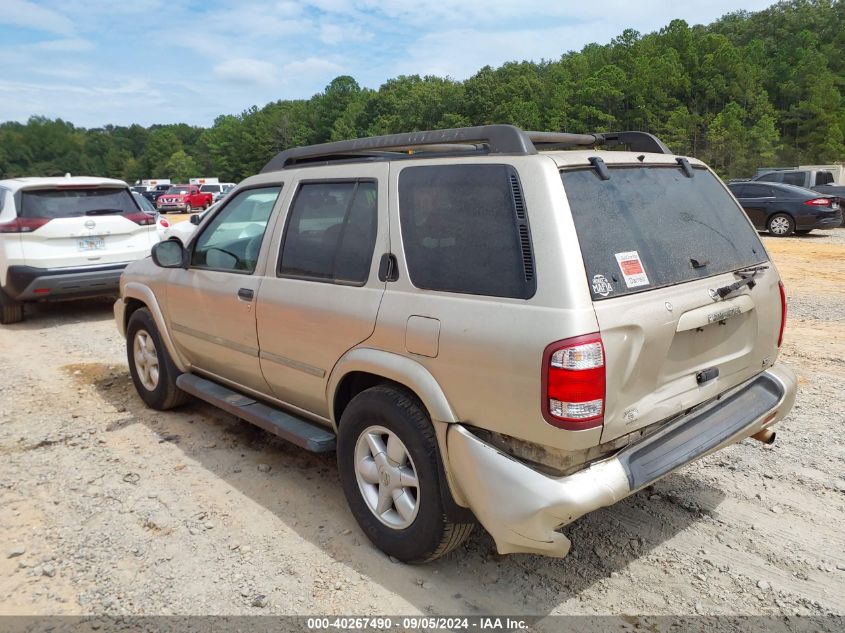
[767, 213, 795, 236]
[126, 307, 188, 410]
[337, 385, 474, 563]
[0, 286, 23, 325]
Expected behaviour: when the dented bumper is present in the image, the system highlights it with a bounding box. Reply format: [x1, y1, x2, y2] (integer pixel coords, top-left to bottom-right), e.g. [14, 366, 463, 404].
[446, 363, 797, 557]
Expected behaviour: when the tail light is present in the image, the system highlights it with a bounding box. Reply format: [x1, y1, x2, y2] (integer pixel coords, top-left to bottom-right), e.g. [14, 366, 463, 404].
[159, 218, 170, 228]
[0, 217, 51, 233]
[778, 280, 787, 347]
[124, 212, 155, 226]
[804, 198, 832, 206]
[542, 334, 605, 430]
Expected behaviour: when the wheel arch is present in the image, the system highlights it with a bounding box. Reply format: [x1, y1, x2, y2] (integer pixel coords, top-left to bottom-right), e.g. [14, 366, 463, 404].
[120, 282, 189, 372]
[328, 348, 472, 513]
[328, 348, 458, 429]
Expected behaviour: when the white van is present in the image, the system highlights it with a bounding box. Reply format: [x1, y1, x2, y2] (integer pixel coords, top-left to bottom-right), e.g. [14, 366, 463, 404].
[0, 176, 160, 324]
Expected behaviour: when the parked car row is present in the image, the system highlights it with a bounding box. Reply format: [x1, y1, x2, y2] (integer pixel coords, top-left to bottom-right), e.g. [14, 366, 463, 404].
[132, 180, 235, 213]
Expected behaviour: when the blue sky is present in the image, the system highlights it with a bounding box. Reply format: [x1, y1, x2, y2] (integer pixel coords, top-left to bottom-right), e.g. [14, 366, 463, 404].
[1, 0, 776, 128]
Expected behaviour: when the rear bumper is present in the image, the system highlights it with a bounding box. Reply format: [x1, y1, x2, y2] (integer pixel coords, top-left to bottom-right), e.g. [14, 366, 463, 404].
[446, 363, 797, 558]
[4, 264, 127, 301]
[797, 209, 843, 230]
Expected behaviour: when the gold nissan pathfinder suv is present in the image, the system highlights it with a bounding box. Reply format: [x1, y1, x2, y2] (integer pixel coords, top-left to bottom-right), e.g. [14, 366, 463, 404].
[114, 126, 796, 562]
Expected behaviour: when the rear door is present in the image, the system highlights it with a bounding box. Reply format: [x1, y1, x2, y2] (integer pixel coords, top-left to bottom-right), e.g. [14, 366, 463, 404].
[17, 186, 156, 268]
[255, 163, 388, 419]
[739, 183, 775, 228]
[561, 165, 782, 443]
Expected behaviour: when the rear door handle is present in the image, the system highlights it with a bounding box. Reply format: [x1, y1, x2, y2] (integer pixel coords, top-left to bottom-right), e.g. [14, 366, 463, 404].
[237, 287, 254, 301]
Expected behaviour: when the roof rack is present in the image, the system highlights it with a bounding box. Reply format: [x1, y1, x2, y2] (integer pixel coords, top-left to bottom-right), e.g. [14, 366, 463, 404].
[260, 125, 672, 172]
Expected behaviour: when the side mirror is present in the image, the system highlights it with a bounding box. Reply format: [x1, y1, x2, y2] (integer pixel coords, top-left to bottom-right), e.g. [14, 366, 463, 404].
[190, 213, 201, 225]
[151, 240, 187, 268]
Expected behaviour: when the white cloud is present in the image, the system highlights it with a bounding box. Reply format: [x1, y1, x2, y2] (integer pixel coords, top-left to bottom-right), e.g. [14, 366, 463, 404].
[319, 22, 371, 45]
[282, 57, 343, 78]
[31, 38, 95, 52]
[213, 58, 278, 85]
[0, 0, 75, 35]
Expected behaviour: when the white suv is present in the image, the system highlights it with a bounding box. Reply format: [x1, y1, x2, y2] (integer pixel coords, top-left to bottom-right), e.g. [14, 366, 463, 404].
[0, 176, 160, 324]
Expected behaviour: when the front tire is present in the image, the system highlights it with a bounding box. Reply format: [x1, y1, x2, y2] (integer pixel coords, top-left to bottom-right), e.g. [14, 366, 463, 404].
[126, 308, 188, 410]
[184, 203, 192, 214]
[767, 213, 795, 236]
[337, 385, 474, 563]
[0, 286, 23, 325]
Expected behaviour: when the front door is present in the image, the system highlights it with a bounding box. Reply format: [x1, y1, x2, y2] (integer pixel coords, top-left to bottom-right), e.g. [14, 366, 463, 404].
[167, 185, 283, 392]
[256, 164, 389, 419]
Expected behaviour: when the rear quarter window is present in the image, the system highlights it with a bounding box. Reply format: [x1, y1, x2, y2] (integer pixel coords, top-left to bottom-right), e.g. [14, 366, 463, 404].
[561, 166, 766, 300]
[782, 172, 806, 187]
[398, 164, 534, 299]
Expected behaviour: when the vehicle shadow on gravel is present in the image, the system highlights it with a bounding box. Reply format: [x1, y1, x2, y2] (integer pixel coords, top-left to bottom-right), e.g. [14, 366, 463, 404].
[8, 297, 115, 330]
[83, 363, 726, 616]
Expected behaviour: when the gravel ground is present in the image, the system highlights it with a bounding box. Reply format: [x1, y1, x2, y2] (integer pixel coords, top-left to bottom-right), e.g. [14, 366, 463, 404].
[1, 229, 844, 623]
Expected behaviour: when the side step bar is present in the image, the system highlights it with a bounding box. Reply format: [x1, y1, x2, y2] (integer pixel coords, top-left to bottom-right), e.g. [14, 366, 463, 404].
[176, 374, 336, 453]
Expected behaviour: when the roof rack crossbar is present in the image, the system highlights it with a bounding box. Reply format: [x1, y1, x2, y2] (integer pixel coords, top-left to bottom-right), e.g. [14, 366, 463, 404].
[526, 130, 672, 155]
[261, 125, 537, 172]
[261, 126, 673, 172]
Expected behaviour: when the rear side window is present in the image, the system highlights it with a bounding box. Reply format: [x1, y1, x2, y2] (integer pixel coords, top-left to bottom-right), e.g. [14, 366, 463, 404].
[744, 184, 772, 197]
[561, 167, 766, 301]
[398, 165, 534, 299]
[815, 171, 834, 186]
[20, 188, 138, 218]
[782, 172, 806, 186]
[279, 180, 378, 284]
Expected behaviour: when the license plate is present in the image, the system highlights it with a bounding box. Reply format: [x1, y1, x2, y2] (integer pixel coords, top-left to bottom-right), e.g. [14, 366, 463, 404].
[78, 237, 105, 251]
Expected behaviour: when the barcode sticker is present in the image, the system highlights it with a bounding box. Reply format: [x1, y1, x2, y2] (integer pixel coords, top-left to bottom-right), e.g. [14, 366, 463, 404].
[614, 250, 650, 288]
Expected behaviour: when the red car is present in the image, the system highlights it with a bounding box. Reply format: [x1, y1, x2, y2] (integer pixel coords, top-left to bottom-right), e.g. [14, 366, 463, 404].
[156, 185, 213, 214]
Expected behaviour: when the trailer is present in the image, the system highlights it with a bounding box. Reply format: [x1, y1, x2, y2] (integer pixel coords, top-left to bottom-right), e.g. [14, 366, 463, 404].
[189, 177, 219, 185]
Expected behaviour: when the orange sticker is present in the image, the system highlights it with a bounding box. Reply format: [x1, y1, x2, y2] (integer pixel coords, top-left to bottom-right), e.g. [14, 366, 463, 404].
[615, 251, 650, 288]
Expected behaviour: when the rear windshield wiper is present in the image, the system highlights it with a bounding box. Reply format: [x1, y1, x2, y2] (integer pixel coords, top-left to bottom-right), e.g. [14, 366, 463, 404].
[715, 265, 769, 299]
[85, 208, 126, 216]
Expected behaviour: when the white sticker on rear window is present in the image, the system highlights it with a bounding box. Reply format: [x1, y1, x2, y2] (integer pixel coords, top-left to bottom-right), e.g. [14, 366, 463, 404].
[591, 274, 613, 297]
[615, 251, 650, 288]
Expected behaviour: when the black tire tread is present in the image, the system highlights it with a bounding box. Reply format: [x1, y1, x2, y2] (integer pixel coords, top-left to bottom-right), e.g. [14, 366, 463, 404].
[126, 308, 189, 410]
[0, 287, 23, 325]
[338, 384, 473, 563]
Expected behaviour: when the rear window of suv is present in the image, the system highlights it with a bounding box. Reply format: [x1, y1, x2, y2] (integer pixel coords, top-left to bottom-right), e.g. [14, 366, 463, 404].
[561, 166, 766, 300]
[21, 187, 138, 219]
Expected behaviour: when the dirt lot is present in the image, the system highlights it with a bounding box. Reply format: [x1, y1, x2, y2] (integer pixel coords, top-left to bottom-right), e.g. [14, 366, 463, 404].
[1, 228, 844, 621]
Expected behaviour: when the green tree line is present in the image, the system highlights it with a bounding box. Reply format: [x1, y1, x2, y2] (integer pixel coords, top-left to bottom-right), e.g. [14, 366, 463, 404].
[1, 0, 843, 182]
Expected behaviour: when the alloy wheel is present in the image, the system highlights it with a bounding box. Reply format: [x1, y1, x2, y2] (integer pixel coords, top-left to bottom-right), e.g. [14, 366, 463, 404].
[354, 425, 420, 529]
[133, 329, 160, 391]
